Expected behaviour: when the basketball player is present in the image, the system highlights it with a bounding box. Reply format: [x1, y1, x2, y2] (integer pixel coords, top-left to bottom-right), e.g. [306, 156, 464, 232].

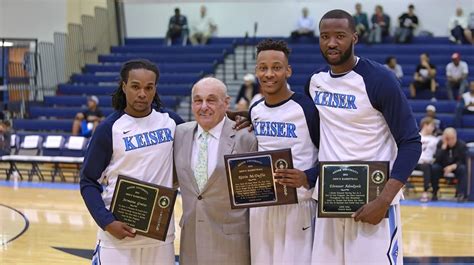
[249, 39, 319, 265]
[80, 59, 183, 264]
[306, 10, 421, 264]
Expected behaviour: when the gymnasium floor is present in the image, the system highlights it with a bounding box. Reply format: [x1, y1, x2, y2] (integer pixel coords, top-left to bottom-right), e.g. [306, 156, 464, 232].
[0, 181, 473, 265]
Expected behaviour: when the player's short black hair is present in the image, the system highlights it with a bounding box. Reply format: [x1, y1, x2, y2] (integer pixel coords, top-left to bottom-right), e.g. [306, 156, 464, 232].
[112, 59, 161, 110]
[319, 9, 356, 33]
[421, 52, 430, 58]
[385, 56, 396, 64]
[256, 39, 291, 59]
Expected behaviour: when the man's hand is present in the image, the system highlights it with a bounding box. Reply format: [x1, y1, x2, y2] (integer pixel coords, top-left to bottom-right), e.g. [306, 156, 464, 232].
[274, 168, 309, 189]
[441, 135, 448, 150]
[352, 196, 390, 225]
[105, 221, 136, 240]
[443, 164, 457, 175]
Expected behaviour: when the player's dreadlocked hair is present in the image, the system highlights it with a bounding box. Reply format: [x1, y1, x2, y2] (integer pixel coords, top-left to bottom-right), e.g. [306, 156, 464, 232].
[256, 39, 291, 59]
[112, 59, 162, 110]
[319, 9, 356, 33]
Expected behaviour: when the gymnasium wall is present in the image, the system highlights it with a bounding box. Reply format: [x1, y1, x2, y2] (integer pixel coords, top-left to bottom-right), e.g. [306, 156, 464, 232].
[0, 0, 67, 42]
[0, 0, 472, 42]
[124, 0, 473, 38]
[0, 0, 106, 42]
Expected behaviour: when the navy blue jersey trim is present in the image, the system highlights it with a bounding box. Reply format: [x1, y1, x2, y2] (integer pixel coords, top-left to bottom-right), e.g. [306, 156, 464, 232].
[353, 57, 421, 183]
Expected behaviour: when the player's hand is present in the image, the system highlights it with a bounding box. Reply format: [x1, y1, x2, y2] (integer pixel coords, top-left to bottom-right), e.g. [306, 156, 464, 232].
[274, 168, 309, 189]
[441, 136, 448, 150]
[105, 221, 136, 240]
[227, 110, 252, 131]
[236, 115, 253, 131]
[352, 197, 390, 225]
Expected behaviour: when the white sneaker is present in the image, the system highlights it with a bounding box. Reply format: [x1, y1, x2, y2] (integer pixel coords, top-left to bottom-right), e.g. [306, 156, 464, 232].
[430, 97, 437, 102]
[420, 192, 429, 203]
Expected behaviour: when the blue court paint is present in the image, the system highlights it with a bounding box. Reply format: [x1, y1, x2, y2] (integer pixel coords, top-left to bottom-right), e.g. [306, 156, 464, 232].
[0, 180, 79, 190]
[404, 256, 474, 264]
[401, 199, 474, 208]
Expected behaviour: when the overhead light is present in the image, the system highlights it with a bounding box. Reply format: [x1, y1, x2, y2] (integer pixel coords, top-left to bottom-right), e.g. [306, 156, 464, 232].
[0, 41, 14, 47]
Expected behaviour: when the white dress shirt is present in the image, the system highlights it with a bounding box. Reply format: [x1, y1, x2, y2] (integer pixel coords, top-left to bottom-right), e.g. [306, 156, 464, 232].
[446, 61, 469, 80]
[192, 15, 215, 35]
[192, 117, 226, 179]
[296, 17, 314, 31]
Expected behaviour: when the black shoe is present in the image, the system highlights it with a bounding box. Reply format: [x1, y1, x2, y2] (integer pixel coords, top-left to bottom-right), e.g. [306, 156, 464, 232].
[431, 193, 438, 201]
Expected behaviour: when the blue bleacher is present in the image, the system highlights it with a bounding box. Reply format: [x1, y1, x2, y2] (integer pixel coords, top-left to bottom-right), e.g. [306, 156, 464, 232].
[84, 63, 215, 74]
[110, 45, 233, 54]
[461, 116, 474, 128]
[13, 119, 73, 132]
[290, 44, 474, 55]
[42, 95, 180, 109]
[29, 106, 114, 119]
[70, 73, 200, 84]
[456, 128, 474, 142]
[413, 113, 455, 127]
[98, 53, 225, 64]
[408, 100, 457, 113]
[57, 84, 191, 97]
[17, 36, 474, 139]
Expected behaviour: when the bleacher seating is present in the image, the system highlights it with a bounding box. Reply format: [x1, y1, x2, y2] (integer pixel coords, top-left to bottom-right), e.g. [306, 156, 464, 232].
[10, 36, 474, 144]
[13, 38, 237, 133]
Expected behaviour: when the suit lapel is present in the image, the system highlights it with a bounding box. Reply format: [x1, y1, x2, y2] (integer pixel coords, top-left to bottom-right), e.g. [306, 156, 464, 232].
[200, 117, 235, 194]
[182, 122, 200, 193]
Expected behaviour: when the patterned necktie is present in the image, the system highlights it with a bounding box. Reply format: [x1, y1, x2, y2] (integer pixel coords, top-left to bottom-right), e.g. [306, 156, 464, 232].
[195, 131, 209, 192]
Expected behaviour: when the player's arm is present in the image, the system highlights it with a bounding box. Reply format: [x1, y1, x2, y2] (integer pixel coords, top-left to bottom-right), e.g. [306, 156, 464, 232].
[159, 107, 185, 125]
[278, 93, 321, 189]
[354, 69, 422, 225]
[79, 121, 135, 239]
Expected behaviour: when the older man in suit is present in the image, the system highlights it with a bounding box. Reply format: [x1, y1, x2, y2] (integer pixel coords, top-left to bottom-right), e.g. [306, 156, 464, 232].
[174, 77, 257, 265]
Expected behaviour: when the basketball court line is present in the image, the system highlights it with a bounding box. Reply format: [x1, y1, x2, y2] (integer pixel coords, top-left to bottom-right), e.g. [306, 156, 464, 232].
[0, 204, 29, 245]
[0, 185, 472, 264]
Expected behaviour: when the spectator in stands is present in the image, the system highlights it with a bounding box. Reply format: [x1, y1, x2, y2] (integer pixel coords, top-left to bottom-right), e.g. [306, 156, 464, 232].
[461, 81, 474, 112]
[409, 53, 437, 100]
[432, 127, 468, 202]
[395, 4, 418, 43]
[384, 56, 403, 79]
[446, 52, 469, 100]
[353, 3, 369, 42]
[166, 8, 189, 46]
[290, 7, 315, 41]
[417, 118, 440, 202]
[0, 120, 11, 156]
[455, 81, 474, 127]
[72, 95, 104, 137]
[235, 73, 259, 111]
[425, 105, 443, 136]
[368, 5, 390, 44]
[448, 7, 473, 44]
[190, 5, 217, 45]
[469, 12, 474, 40]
